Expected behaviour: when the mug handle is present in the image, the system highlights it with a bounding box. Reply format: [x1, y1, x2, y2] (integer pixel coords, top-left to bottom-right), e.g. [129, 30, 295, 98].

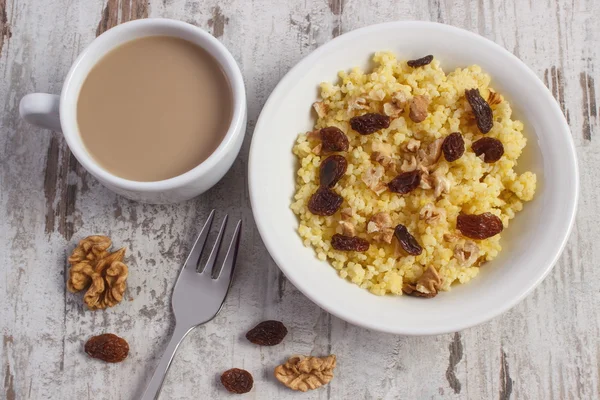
[19, 93, 62, 132]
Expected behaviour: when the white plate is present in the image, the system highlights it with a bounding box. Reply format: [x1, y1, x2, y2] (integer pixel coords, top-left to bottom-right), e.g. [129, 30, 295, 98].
[248, 21, 578, 335]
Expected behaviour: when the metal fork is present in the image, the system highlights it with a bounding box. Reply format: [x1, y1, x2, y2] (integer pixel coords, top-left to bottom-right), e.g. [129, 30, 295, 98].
[140, 210, 242, 400]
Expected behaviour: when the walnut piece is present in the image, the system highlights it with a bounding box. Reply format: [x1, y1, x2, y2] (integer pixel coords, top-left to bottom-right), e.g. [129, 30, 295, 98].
[367, 212, 394, 243]
[454, 240, 480, 266]
[361, 165, 387, 195]
[417, 138, 444, 170]
[392, 239, 404, 258]
[403, 266, 443, 298]
[487, 90, 503, 105]
[340, 207, 353, 221]
[383, 102, 403, 118]
[419, 203, 446, 224]
[409, 95, 430, 123]
[313, 102, 329, 118]
[400, 155, 418, 172]
[371, 142, 396, 170]
[336, 220, 356, 236]
[368, 88, 386, 101]
[433, 174, 451, 198]
[346, 96, 368, 115]
[274, 355, 337, 392]
[416, 266, 442, 294]
[67, 236, 129, 310]
[443, 233, 460, 243]
[392, 91, 409, 108]
[405, 139, 421, 153]
[419, 171, 433, 190]
[306, 129, 321, 141]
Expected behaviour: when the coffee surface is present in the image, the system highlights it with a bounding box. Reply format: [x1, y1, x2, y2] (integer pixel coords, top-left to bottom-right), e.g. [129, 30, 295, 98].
[77, 36, 232, 181]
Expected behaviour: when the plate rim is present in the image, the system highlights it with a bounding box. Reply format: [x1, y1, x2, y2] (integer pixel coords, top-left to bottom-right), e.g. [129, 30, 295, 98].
[248, 20, 579, 335]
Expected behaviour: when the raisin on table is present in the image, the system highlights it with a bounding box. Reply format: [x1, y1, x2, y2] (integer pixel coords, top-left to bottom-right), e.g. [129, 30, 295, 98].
[308, 187, 343, 216]
[457, 212, 503, 240]
[394, 225, 423, 256]
[221, 368, 254, 394]
[320, 155, 347, 188]
[320, 127, 349, 152]
[350, 113, 391, 135]
[465, 88, 493, 133]
[331, 234, 370, 252]
[472, 137, 504, 163]
[246, 320, 288, 346]
[388, 170, 421, 194]
[407, 55, 433, 68]
[84, 333, 129, 363]
[442, 132, 465, 162]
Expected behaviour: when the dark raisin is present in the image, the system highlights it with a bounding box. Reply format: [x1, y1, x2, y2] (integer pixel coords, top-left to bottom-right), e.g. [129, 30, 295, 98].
[320, 155, 347, 188]
[472, 137, 504, 163]
[221, 368, 254, 394]
[84, 333, 129, 363]
[331, 234, 370, 252]
[407, 55, 433, 68]
[350, 113, 391, 135]
[394, 224, 423, 256]
[457, 213, 503, 240]
[308, 187, 343, 216]
[465, 88, 493, 133]
[402, 284, 437, 298]
[320, 127, 349, 152]
[388, 170, 421, 194]
[246, 320, 288, 346]
[442, 132, 465, 162]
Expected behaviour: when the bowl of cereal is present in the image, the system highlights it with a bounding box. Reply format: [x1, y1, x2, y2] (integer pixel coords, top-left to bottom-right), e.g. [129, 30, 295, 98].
[248, 21, 578, 335]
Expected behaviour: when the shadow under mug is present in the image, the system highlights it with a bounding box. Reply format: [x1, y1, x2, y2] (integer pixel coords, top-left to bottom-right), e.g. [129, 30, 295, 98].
[20, 18, 247, 204]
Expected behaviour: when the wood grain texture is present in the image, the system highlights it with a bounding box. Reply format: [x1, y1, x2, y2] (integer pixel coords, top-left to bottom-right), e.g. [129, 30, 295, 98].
[0, 0, 598, 399]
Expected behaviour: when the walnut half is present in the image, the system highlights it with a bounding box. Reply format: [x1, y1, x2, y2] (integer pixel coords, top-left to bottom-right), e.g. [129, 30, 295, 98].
[274, 355, 337, 392]
[67, 236, 129, 310]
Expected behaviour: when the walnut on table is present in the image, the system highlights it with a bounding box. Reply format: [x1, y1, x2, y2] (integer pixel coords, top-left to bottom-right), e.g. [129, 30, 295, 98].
[67, 235, 111, 266]
[67, 236, 129, 310]
[274, 355, 337, 392]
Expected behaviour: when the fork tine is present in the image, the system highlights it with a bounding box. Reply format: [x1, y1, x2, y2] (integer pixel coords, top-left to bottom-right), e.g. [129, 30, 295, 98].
[201, 214, 228, 275]
[181, 210, 215, 271]
[215, 220, 242, 281]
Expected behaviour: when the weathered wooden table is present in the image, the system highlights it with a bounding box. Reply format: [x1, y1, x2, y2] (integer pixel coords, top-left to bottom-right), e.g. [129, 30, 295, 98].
[1, 1, 598, 399]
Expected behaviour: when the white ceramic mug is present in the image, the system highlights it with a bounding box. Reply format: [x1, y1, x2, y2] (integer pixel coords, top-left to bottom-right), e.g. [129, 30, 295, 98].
[20, 18, 247, 203]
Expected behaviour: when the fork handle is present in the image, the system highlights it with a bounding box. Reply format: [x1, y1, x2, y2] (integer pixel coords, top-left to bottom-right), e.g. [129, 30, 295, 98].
[140, 325, 193, 400]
